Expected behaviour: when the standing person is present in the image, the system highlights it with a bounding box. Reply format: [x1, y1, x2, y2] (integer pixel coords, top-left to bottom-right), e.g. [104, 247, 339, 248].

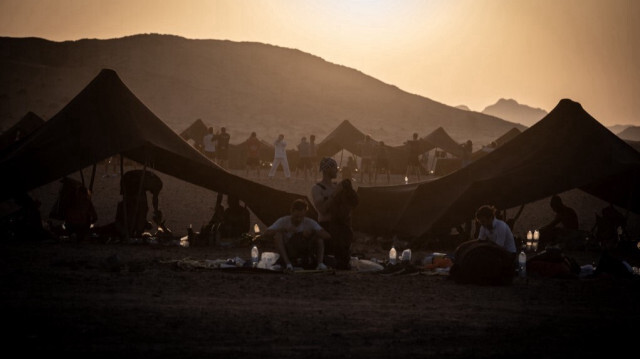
[475, 205, 517, 255]
[374, 140, 391, 184]
[405, 133, 422, 182]
[258, 199, 329, 271]
[268, 134, 291, 179]
[358, 135, 375, 184]
[311, 157, 359, 270]
[216, 127, 230, 168]
[309, 135, 318, 180]
[63, 184, 98, 241]
[202, 127, 216, 161]
[296, 136, 311, 180]
[461, 140, 473, 167]
[116, 169, 163, 238]
[245, 132, 262, 177]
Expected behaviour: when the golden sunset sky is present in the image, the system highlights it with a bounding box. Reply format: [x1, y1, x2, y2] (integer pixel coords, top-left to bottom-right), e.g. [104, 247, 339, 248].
[1, 0, 638, 126]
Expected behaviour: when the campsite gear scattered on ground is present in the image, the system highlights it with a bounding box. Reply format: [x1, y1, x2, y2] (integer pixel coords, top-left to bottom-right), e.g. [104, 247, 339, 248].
[257, 252, 280, 270]
[526, 248, 580, 279]
[518, 249, 527, 277]
[349, 257, 384, 272]
[450, 240, 515, 285]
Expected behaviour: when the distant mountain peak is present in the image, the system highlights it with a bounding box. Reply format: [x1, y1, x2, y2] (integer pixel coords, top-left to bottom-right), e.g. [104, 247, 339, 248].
[482, 98, 548, 127]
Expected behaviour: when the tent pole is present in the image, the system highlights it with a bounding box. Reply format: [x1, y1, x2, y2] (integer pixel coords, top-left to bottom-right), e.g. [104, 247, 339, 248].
[79, 168, 85, 187]
[120, 154, 129, 241]
[339, 149, 344, 167]
[89, 163, 97, 192]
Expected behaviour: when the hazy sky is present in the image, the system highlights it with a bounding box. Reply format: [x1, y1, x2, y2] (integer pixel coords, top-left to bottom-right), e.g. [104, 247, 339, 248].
[1, 0, 638, 126]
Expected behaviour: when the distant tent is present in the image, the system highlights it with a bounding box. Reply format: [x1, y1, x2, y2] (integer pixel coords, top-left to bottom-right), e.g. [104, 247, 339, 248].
[471, 127, 522, 161]
[422, 127, 464, 158]
[0, 69, 315, 225]
[317, 120, 369, 157]
[353, 99, 640, 239]
[179, 118, 209, 151]
[0, 111, 44, 151]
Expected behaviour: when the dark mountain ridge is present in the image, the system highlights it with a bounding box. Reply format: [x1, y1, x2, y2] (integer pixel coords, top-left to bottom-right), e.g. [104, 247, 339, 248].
[0, 34, 525, 146]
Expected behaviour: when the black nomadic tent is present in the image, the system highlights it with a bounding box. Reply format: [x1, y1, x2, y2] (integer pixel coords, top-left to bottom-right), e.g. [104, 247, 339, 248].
[353, 99, 640, 239]
[0, 69, 315, 225]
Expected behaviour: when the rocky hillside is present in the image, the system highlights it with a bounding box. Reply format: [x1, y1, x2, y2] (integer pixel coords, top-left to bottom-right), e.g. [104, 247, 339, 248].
[0, 34, 525, 147]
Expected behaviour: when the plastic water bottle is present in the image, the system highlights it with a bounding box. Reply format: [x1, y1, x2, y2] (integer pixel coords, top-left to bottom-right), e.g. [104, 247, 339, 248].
[251, 245, 259, 267]
[518, 249, 527, 278]
[389, 246, 397, 265]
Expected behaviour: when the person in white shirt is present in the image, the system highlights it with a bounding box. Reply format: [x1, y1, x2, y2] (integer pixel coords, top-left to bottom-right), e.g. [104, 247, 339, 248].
[202, 127, 216, 161]
[268, 134, 291, 179]
[475, 205, 517, 254]
[259, 199, 330, 271]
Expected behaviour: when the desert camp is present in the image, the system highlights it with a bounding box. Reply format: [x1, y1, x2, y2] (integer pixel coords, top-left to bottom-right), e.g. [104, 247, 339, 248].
[2, 3, 640, 357]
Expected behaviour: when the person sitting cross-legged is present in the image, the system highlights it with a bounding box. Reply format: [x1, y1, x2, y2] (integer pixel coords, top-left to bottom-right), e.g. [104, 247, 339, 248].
[258, 199, 330, 271]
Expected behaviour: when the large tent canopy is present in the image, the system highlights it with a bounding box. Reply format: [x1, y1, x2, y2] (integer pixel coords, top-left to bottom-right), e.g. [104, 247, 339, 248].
[0, 69, 315, 225]
[353, 99, 640, 239]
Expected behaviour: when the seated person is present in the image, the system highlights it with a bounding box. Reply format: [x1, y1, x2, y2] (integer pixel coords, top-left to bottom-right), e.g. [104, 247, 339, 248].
[218, 195, 250, 239]
[540, 195, 580, 248]
[258, 199, 330, 271]
[475, 204, 517, 256]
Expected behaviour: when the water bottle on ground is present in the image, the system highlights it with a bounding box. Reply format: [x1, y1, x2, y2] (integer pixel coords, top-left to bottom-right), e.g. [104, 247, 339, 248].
[251, 245, 259, 267]
[389, 246, 397, 265]
[518, 249, 527, 278]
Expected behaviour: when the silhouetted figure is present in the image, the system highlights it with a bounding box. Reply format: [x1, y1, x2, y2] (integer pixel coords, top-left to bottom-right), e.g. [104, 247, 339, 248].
[245, 132, 262, 177]
[64, 185, 98, 241]
[374, 140, 391, 184]
[216, 127, 230, 167]
[218, 195, 250, 239]
[116, 169, 163, 237]
[312, 157, 359, 270]
[405, 133, 422, 182]
[539, 195, 580, 249]
[296, 136, 311, 180]
[358, 135, 375, 184]
[461, 140, 473, 167]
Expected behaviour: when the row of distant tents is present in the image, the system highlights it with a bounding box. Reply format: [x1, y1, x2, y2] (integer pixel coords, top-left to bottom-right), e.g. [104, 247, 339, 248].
[1, 69, 639, 241]
[177, 116, 521, 175]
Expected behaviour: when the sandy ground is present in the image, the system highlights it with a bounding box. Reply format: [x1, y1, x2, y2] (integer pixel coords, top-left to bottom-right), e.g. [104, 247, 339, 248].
[2, 164, 640, 358]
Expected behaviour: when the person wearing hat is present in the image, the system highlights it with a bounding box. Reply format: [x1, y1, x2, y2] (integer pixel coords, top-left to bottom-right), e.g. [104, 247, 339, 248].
[311, 157, 359, 269]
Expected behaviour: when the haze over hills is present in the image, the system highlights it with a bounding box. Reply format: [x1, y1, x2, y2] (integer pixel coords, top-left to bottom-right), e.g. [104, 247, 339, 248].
[1, 34, 526, 147]
[481, 98, 548, 128]
[617, 126, 640, 141]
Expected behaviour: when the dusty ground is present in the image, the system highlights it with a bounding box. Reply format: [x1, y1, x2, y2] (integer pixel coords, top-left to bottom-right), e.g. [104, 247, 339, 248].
[2, 166, 640, 358]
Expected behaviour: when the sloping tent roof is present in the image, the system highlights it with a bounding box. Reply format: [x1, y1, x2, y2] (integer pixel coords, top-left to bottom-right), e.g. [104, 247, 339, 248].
[0, 69, 315, 224]
[471, 127, 522, 161]
[0, 111, 45, 151]
[353, 99, 640, 238]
